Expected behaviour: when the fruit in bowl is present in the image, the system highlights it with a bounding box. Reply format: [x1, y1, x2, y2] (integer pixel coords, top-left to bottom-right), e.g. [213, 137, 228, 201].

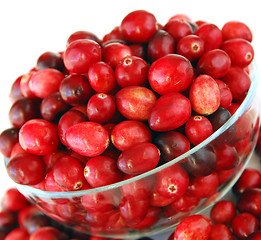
[0, 10, 260, 238]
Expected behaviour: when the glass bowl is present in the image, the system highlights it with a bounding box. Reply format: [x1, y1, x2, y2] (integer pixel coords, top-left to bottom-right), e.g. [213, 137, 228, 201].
[5, 61, 261, 239]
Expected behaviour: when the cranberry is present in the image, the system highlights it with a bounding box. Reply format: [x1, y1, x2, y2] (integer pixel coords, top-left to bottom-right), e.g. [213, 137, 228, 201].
[129, 43, 146, 59]
[111, 120, 152, 151]
[189, 74, 220, 115]
[36, 51, 65, 72]
[155, 163, 189, 199]
[7, 153, 46, 185]
[154, 131, 190, 162]
[66, 30, 101, 46]
[164, 19, 193, 42]
[234, 168, 261, 194]
[29, 226, 65, 240]
[87, 61, 116, 93]
[4, 227, 30, 240]
[65, 121, 109, 157]
[215, 79, 233, 109]
[150, 188, 175, 207]
[185, 145, 217, 177]
[148, 54, 194, 95]
[176, 34, 205, 62]
[246, 231, 261, 240]
[59, 74, 93, 106]
[119, 196, 149, 225]
[64, 39, 102, 73]
[102, 42, 132, 69]
[102, 26, 125, 43]
[221, 38, 254, 67]
[195, 23, 223, 52]
[10, 142, 26, 158]
[197, 49, 231, 78]
[169, 193, 200, 213]
[40, 92, 69, 122]
[185, 115, 213, 146]
[19, 119, 59, 156]
[0, 127, 19, 158]
[84, 156, 123, 187]
[57, 110, 87, 146]
[1, 188, 29, 212]
[187, 171, 219, 198]
[116, 86, 157, 121]
[172, 214, 212, 240]
[232, 212, 259, 240]
[117, 142, 160, 174]
[20, 71, 37, 99]
[29, 68, 64, 99]
[210, 200, 236, 225]
[9, 75, 24, 103]
[53, 156, 85, 191]
[237, 188, 261, 218]
[147, 30, 175, 62]
[44, 171, 64, 192]
[222, 66, 251, 102]
[115, 56, 149, 88]
[0, 210, 17, 232]
[209, 224, 235, 240]
[149, 92, 191, 132]
[120, 10, 158, 43]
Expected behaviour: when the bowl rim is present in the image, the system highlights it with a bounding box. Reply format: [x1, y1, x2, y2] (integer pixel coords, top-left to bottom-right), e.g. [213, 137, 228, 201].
[8, 60, 260, 198]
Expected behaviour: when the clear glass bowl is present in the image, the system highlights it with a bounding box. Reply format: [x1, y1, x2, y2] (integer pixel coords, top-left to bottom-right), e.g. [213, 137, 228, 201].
[5, 61, 261, 239]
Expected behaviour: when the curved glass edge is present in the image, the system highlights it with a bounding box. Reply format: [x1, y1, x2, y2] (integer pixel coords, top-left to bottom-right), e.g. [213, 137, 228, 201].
[8, 60, 260, 199]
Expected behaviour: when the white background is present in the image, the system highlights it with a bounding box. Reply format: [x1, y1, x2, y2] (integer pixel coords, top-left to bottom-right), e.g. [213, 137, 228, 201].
[0, 0, 261, 238]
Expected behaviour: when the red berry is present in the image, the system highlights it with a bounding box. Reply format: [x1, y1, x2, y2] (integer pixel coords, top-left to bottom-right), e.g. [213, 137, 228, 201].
[189, 74, 220, 115]
[120, 10, 158, 43]
[0, 128, 19, 158]
[29, 68, 64, 99]
[29, 226, 65, 240]
[36, 51, 65, 72]
[214, 79, 233, 109]
[65, 121, 110, 157]
[117, 142, 160, 174]
[170, 193, 200, 213]
[209, 224, 234, 240]
[7, 153, 46, 185]
[4, 227, 30, 240]
[148, 54, 194, 95]
[9, 75, 24, 103]
[149, 92, 191, 132]
[66, 30, 101, 46]
[173, 214, 213, 240]
[84, 156, 123, 187]
[19, 119, 59, 156]
[64, 39, 102, 73]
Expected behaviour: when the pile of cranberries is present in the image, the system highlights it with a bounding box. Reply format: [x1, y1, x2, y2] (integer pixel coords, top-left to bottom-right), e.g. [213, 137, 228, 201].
[0, 9, 259, 237]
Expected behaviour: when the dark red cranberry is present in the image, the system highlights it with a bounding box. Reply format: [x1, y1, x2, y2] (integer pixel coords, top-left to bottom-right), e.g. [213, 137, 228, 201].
[222, 21, 253, 42]
[197, 49, 231, 78]
[195, 23, 223, 52]
[64, 39, 102, 73]
[215, 79, 233, 109]
[84, 156, 123, 187]
[120, 10, 158, 43]
[0, 128, 19, 158]
[210, 200, 236, 225]
[185, 145, 216, 177]
[147, 30, 175, 62]
[172, 214, 212, 240]
[215, 144, 239, 170]
[59, 74, 93, 106]
[36, 51, 65, 72]
[65, 121, 109, 157]
[234, 168, 261, 194]
[19, 119, 59, 156]
[87, 93, 116, 124]
[40, 92, 69, 122]
[9, 75, 24, 103]
[53, 156, 86, 191]
[154, 131, 190, 162]
[102, 42, 132, 69]
[1, 188, 29, 212]
[111, 120, 152, 151]
[164, 19, 193, 42]
[67, 30, 101, 46]
[176, 34, 205, 62]
[7, 153, 46, 185]
[232, 212, 259, 240]
[222, 38, 254, 67]
[87, 61, 116, 93]
[115, 56, 149, 88]
[129, 43, 146, 59]
[209, 224, 235, 240]
[169, 193, 200, 213]
[246, 231, 261, 240]
[148, 54, 194, 95]
[0, 210, 17, 232]
[29, 68, 65, 99]
[149, 92, 191, 132]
